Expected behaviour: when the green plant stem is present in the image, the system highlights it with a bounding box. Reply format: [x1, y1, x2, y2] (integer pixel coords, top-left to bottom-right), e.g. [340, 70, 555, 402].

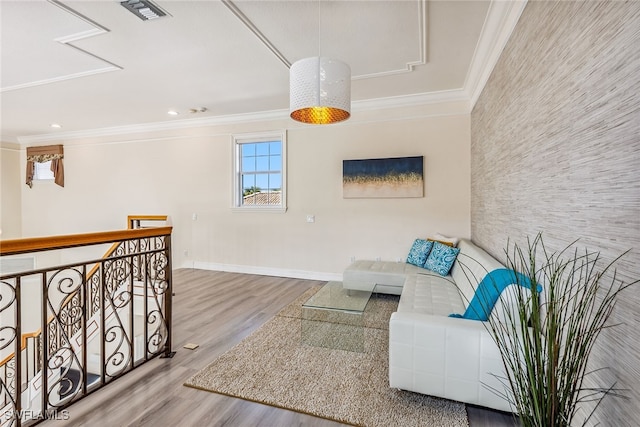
[483, 234, 637, 427]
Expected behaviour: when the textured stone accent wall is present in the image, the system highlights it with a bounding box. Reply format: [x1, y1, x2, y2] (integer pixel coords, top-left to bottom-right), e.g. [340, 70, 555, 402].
[471, 1, 640, 425]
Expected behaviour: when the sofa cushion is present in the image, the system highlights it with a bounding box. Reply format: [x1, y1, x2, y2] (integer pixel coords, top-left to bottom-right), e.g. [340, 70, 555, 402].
[398, 273, 465, 316]
[429, 233, 460, 247]
[424, 242, 460, 276]
[406, 239, 434, 267]
[450, 240, 504, 309]
[343, 260, 428, 290]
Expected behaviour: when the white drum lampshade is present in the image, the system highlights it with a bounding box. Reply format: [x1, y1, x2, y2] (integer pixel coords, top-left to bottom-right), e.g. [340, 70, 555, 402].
[290, 57, 351, 125]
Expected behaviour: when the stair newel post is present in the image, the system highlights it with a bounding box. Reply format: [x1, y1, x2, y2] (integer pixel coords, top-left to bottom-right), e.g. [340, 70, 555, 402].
[128, 247, 134, 370]
[81, 264, 88, 397]
[99, 260, 106, 387]
[15, 277, 22, 427]
[143, 242, 149, 363]
[163, 234, 174, 358]
[40, 272, 48, 421]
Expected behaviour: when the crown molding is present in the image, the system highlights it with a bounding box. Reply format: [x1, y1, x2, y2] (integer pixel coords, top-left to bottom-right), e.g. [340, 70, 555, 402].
[16, 90, 471, 144]
[464, 0, 528, 110]
[354, 89, 469, 112]
[0, 141, 22, 151]
[16, 110, 288, 144]
[16, 0, 525, 145]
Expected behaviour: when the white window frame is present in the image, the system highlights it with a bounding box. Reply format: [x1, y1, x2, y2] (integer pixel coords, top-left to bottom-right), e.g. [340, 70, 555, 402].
[232, 130, 287, 213]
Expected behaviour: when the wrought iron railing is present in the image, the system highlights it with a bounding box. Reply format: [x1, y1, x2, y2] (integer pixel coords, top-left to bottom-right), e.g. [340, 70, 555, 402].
[0, 219, 173, 426]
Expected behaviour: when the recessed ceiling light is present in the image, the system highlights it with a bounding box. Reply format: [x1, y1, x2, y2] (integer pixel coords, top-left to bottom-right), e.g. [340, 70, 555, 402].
[50, 123, 62, 129]
[167, 110, 179, 116]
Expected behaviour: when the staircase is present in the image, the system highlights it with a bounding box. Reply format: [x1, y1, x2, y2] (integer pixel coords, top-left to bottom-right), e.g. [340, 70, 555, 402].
[0, 216, 173, 426]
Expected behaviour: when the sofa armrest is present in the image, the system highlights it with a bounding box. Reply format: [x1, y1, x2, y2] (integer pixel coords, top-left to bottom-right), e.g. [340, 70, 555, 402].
[389, 311, 512, 412]
[390, 310, 489, 333]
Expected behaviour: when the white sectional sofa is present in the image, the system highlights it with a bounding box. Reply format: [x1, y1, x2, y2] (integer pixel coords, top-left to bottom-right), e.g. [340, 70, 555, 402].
[342, 239, 519, 413]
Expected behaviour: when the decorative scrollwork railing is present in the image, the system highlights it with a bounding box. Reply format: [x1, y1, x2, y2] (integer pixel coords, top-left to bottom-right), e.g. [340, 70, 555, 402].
[0, 221, 172, 426]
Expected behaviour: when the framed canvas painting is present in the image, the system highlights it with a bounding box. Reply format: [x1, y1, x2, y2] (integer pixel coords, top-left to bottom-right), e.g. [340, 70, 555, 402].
[343, 156, 424, 198]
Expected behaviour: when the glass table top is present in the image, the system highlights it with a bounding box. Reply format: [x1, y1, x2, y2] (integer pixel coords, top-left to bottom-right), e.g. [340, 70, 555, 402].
[302, 281, 372, 314]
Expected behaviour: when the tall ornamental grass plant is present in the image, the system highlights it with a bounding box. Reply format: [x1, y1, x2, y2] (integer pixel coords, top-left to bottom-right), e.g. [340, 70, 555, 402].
[487, 234, 637, 426]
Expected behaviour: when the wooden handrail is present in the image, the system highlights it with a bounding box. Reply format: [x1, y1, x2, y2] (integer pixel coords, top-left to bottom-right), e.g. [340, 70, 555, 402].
[0, 216, 172, 371]
[127, 215, 168, 229]
[0, 226, 173, 365]
[87, 215, 168, 282]
[0, 215, 173, 425]
[0, 219, 174, 420]
[0, 331, 40, 367]
[0, 227, 172, 257]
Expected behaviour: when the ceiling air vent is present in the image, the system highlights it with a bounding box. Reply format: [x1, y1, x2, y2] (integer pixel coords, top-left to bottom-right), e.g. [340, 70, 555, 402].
[120, 0, 167, 21]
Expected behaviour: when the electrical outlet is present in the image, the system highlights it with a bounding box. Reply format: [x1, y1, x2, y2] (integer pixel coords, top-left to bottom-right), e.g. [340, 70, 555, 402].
[350, 256, 356, 263]
[192, 213, 198, 221]
[375, 257, 381, 262]
[306, 214, 315, 223]
[183, 250, 189, 256]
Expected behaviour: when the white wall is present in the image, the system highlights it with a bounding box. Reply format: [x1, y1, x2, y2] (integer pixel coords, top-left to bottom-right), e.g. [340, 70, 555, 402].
[18, 104, 471, 280]
[0, 144, 22, 239]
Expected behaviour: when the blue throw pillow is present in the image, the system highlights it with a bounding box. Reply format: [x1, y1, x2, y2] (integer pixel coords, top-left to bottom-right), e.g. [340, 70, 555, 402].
[406, 239, 434, 267]
[423, 241, 460, 275]
[449, 268, 543, 321]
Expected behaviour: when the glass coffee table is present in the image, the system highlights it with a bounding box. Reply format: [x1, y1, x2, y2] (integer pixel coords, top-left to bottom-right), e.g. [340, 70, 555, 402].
[301, 281, 373, 352]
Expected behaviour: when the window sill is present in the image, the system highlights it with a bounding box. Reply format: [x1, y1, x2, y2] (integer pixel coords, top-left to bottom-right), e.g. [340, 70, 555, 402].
[231, 206, 288, 214]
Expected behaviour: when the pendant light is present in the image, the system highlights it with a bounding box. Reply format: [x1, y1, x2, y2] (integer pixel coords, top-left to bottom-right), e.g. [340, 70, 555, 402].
[289, 1, 351, 124]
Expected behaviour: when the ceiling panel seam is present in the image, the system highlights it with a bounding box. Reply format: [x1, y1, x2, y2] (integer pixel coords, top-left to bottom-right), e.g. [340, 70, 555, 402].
[0, 0, 121, 93]
[353, 0, 428, 80]
[222, 0, 291, 69]
[222, 0, 428, 80]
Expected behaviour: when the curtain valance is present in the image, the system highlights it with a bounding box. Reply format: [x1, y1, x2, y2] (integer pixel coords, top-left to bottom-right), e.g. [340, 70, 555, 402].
[25, 144, 64, 188]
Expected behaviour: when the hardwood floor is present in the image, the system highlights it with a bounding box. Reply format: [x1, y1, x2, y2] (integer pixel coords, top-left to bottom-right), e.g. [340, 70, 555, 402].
[44, 269, 518, 427]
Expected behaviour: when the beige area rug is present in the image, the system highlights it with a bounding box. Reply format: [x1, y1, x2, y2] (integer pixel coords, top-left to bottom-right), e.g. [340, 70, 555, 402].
[184, 286, 469, 427]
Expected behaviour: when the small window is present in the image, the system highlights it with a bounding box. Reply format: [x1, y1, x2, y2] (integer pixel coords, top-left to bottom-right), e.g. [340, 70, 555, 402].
[34, 160, 55, 181]
[232, 131, 286, 212]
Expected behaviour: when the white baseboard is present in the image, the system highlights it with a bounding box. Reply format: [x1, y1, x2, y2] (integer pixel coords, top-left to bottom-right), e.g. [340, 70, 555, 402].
[177, 260, 342, 282]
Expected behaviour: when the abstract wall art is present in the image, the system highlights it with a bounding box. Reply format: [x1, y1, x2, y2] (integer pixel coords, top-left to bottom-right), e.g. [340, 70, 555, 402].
[343, 156, 424, 198]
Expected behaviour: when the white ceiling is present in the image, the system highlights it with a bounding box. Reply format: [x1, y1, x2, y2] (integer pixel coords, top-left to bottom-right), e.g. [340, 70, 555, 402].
[0, 0, 520, 144]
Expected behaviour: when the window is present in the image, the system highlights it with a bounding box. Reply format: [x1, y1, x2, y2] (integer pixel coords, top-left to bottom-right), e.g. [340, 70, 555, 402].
[34, 161, 55, 180]
[232, 131, 286, 212]
[25, 144, 64, 188]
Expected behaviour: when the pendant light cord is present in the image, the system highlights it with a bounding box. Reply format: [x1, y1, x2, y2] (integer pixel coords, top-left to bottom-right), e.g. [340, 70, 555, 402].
[317, 0, 321, 58]
[317, 0, 321, 104]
